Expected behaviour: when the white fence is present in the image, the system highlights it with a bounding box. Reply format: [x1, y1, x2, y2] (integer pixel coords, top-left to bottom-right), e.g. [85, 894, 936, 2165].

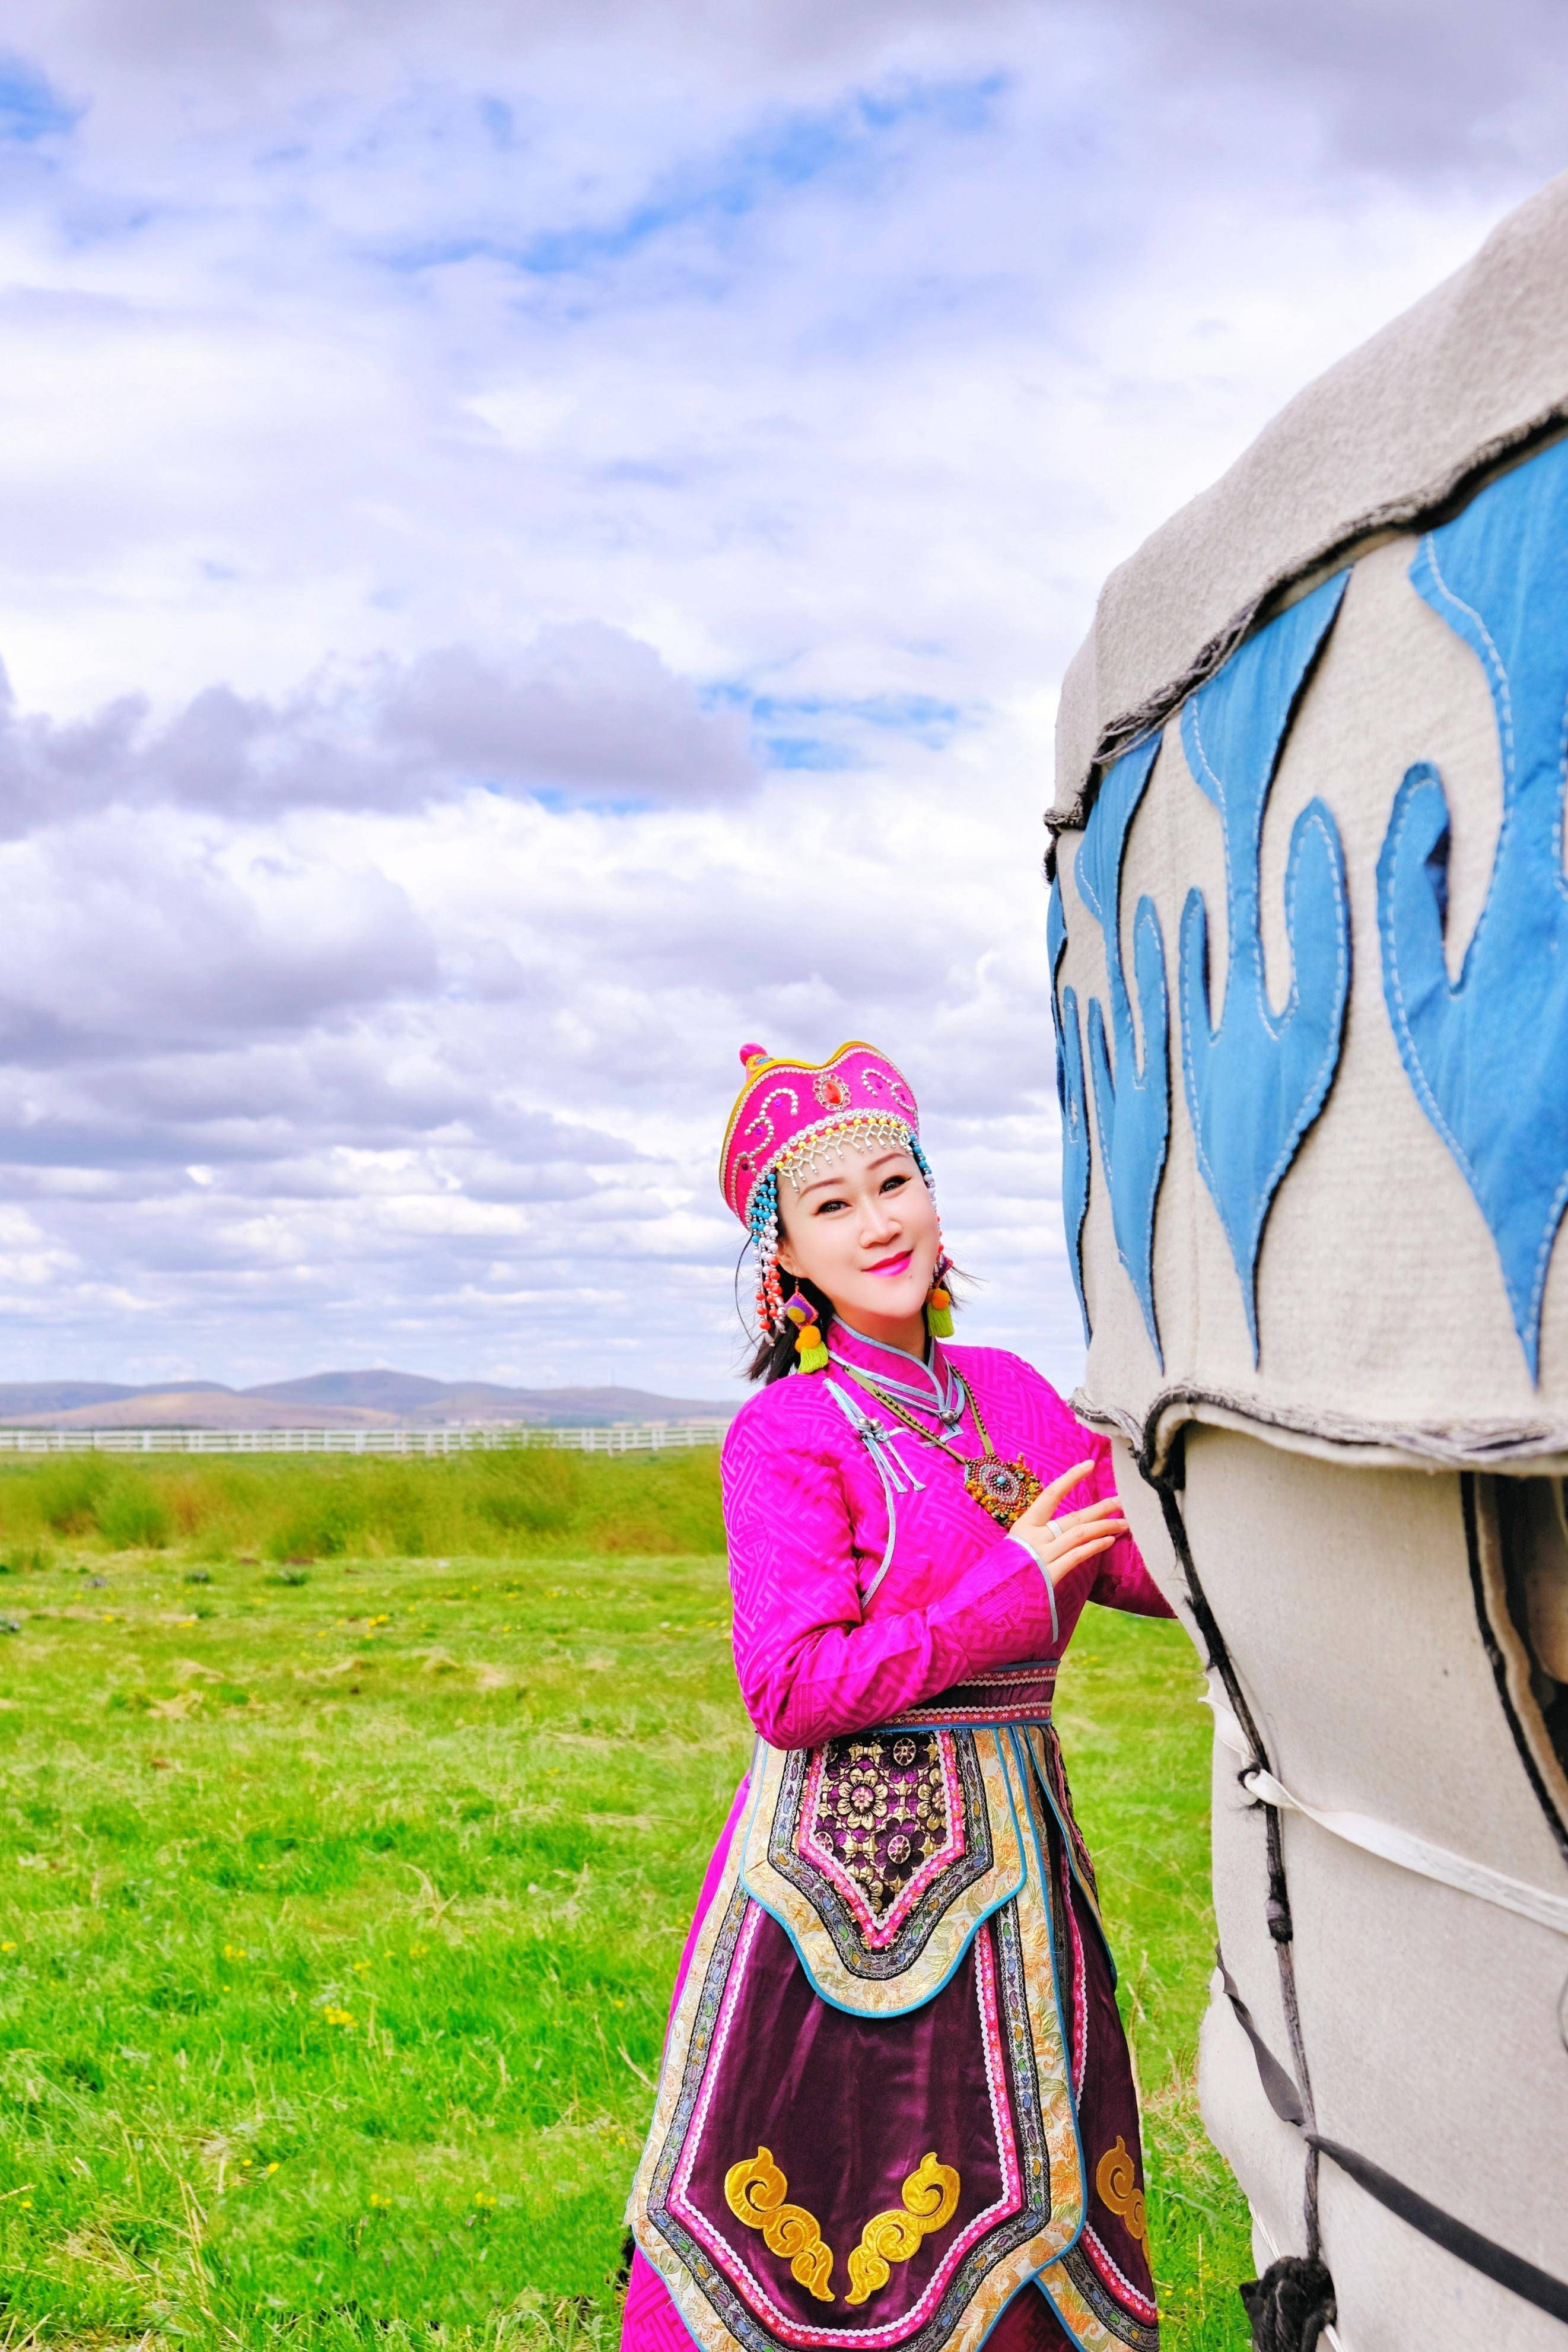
[0, 1420, 730, 1457]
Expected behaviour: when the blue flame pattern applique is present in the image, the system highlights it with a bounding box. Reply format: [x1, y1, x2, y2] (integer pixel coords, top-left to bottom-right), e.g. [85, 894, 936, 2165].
[1076, 729, 1169, 1366]
[1048, 876, 1092, 1345]
[1378, 438, 1568, 1380]
[1178, 568, 1352, 1361]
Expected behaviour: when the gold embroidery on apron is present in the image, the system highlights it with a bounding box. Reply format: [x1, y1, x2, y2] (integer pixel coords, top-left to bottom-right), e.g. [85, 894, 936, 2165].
[723, 2147, 835, 2300]
[844, 2152, 961, 2305]
[1095, 2136, 1149, 2248]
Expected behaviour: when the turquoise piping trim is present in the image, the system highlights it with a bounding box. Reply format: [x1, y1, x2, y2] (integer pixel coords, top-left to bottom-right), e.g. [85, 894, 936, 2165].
[1006, 1722, 1090, 2279]
[1017, 1727, 1119, 1989]
[739, 1725, 1028, 2020]
[733, 1734, 770, 1875]
[832, 1315, 944, 1387]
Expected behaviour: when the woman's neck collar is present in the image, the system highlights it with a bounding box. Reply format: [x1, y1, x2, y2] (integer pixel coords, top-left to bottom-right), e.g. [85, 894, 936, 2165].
[831, 1315, 942, 1390]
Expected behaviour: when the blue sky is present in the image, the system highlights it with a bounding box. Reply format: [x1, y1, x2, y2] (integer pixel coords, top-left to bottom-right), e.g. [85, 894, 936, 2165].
[0, 0, 1551, 1397]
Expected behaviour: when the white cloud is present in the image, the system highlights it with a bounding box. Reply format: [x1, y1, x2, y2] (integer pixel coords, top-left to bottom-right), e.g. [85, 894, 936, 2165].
[0, 622, 752, 827]
[0, 5, 1547, 1396]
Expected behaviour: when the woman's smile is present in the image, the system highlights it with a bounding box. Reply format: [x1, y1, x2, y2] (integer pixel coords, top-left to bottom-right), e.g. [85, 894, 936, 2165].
[866, 1248, 913, 1277]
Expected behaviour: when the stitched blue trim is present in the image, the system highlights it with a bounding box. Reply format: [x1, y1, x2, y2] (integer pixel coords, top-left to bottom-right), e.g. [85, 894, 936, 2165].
[1007, 1725, 1089, 2259]
[1378, 436, 1568, 1380]
[832, 1317, 943, 1390]
[1076, 730, 1170, 1368]
[1049, 878, 1093, 1345]
[1178, 568, 1352, 1362]
[742, 1725, 1029, 2017]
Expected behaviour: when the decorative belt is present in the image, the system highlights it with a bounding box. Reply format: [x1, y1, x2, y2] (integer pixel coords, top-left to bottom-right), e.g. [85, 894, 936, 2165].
[881, 1660, 1058, 1728]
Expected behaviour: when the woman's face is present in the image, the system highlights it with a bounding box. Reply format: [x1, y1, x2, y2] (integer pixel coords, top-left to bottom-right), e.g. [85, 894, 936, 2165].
[775, 1143, 941, 1342]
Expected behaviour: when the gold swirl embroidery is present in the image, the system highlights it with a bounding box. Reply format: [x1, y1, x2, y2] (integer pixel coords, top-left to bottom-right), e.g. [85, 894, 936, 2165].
[1095, 2136, 1149, 2248]
[724, 2147, 835, 2300]
[844, 2152, 960, 2305]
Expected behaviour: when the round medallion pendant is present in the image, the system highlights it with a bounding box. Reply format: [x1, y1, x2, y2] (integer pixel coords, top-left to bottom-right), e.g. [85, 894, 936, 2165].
[963, 1454, 1044, 1530]
[980, 1462, 1023, 1505]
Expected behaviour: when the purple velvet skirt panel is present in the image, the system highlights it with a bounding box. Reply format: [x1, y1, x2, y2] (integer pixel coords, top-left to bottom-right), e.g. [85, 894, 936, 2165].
[622, 1724, 1158, 2352]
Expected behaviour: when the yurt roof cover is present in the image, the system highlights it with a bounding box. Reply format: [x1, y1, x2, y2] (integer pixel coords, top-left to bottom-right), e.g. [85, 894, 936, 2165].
[1051, 171, 1568, 828]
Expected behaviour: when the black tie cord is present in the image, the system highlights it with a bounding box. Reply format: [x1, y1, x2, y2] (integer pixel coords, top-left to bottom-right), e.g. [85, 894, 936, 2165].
[1219, 1957, 1568, 2325]
[1238, 2261, 1338, 2352]
[1149, 1464, 1325, 2275]
[1147, 1451, 1568, 2337]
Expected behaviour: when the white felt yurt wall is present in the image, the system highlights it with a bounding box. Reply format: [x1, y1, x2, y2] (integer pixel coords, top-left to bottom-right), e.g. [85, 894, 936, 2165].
[1051, 174, 1568, 2348]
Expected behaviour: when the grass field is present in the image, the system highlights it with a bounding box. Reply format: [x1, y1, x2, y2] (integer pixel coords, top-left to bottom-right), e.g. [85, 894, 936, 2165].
[0, 1449, 1252, 2350]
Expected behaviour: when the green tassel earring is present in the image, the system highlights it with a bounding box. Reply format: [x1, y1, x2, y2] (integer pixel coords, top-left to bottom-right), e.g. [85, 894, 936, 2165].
[926, 1254, 955, 1339]
[785, 1292, 830, 1374]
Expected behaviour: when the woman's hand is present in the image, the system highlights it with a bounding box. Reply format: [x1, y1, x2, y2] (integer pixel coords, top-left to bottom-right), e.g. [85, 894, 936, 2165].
[1010, 1458, 1130, 1587]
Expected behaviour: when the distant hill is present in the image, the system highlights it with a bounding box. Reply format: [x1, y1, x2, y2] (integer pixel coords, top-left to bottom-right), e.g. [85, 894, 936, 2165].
[0, 1368, 738, 1429]
[249, 1371, 457, 1412]
[243, 1371, 736, 1425]
[0, 1380, 233, 1415]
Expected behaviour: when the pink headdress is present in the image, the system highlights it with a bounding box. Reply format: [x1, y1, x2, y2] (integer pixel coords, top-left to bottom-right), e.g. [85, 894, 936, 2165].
[722, 1040, 937, 1342]
[721, 1040, 923, 1225]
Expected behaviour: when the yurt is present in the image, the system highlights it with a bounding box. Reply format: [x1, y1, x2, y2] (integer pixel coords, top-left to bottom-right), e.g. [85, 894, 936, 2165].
[1048, 174, 1568, 2348]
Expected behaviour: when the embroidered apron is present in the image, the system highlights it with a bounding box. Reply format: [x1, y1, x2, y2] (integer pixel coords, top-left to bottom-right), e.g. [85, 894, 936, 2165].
[628, 1668, 1159, 2352]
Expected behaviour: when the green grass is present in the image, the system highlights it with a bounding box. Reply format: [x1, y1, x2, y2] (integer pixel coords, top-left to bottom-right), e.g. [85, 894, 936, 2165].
[0, 1444, 725, 1570]
[0, 1452, 1251, 2351]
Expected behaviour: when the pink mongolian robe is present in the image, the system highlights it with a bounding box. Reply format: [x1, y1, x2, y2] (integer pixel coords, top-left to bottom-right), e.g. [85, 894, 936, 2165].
[624, 1323, 1174, 2352]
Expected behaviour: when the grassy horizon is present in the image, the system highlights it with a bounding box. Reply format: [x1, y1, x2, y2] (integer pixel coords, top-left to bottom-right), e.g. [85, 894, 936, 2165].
[0, 1452, 1251, 2350]
[0, 1444, 725, 1572]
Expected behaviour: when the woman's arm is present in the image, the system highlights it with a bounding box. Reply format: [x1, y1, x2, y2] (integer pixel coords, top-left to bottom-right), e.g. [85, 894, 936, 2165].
[723, 1413, 1059, 1750]
[1080, 1429, 1173, 1619]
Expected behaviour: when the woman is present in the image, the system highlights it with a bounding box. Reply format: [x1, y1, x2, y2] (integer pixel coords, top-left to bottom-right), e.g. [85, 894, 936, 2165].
[624, 1041, 1172, 2352]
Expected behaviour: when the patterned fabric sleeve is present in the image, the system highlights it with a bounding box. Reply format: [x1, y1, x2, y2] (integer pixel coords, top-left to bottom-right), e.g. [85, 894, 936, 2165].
[721, 1404, 1060, 1751]
[1080, 1425, 1174, 1619]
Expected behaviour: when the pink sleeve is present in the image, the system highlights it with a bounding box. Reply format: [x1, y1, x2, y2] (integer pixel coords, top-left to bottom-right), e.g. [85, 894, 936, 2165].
[1082, 1425, 1174, 1619]
[722, 1410, 1060, 1751]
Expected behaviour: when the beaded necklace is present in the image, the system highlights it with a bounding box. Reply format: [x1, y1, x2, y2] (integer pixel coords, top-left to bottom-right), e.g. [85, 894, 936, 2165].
[829, 1345, 1044, 1532]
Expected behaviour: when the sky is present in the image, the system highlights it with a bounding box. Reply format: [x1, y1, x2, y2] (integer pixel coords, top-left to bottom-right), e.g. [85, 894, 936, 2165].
[0, 0, 1557, 1400]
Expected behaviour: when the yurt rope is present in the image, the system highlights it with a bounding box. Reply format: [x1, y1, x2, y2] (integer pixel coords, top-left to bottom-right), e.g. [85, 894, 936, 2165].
[1223, 1746, 1568, 1938]
[1149, 1464, 1568, 2343]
